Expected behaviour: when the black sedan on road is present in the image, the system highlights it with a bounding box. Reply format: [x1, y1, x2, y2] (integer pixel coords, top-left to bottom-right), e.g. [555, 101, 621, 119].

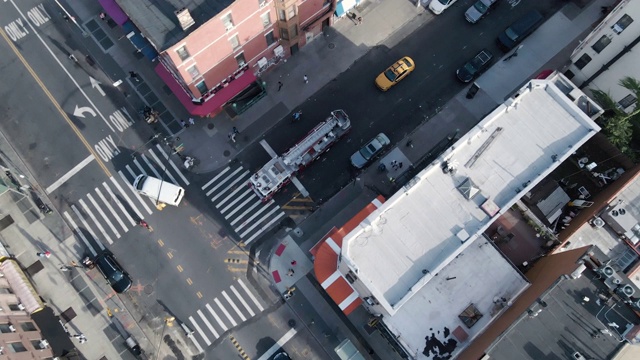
[456, 49, 494, 83]
[95, 251, 132, 293]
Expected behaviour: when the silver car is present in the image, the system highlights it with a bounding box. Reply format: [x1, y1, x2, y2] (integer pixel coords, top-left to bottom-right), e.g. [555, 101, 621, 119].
[350, 133, 391, 169]
[465, 0, 499, 24]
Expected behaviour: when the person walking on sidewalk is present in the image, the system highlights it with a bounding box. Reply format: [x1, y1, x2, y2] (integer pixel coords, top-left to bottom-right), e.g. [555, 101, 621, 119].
[129, 71, 140, 82]
[37, 251, 51, 258]
[303, 75, 308, 84]
[188, 117, 195, 126]
[277, 81, 283, 91]
[228, 132, 237, 143]
[232, 126, 239, 135]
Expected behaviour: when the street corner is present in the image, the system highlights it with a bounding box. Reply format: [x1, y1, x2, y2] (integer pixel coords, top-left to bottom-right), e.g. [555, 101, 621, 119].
[269, 235, 313, 293]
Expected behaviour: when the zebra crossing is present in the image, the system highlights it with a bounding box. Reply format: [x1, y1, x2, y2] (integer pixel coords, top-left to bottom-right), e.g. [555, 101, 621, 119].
[202, 165, 285, 245]
[187, 279, 266, 351]
[63, 144, 190, 249]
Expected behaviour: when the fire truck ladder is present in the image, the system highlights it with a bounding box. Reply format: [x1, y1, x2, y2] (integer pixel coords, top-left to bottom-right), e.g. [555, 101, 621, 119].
[283, 118, 339, 165]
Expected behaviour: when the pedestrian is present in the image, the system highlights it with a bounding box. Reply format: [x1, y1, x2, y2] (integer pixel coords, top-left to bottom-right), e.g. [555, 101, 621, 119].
[398, 162, 403, 169]
[188, 117, 195, 126]
[129, 71, 140, 82]
[358, 16, 363, 25]
[232, 126, 239, 134]
[277, 81, 283, 91]
[37, 251, 51, 258]
[287, 269, 295, 276]
[179, 119, 187, 128]
[229, 132, 237, 143]
[303, 75, 308, 84]
[291, 260, 297, 266]
[99, 12, 106, 21]
[59, 266, 71, 272]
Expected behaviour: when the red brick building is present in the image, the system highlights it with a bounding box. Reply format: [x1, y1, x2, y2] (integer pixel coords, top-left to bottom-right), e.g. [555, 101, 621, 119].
[107, 0, 335, 117]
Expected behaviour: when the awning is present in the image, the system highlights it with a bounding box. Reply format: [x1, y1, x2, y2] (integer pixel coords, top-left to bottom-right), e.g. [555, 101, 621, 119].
[0, 259, 44, 314]
[155, 62, 258, 116]
[312, 195, 385, 315]
[98, 0, 129, 26]
[122, 21, 158, 61]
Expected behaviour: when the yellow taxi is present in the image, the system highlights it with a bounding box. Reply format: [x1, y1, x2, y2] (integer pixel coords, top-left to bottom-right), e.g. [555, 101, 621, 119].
[375, 56, 415, 91]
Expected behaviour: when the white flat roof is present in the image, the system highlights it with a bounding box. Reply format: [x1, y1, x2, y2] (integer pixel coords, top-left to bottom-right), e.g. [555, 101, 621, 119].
[342, 74, 601, 315]
[383, 239, 529, 360]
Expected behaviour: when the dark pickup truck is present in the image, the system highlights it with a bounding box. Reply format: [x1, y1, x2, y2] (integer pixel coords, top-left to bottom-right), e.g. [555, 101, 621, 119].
[497, 10, 544, 51]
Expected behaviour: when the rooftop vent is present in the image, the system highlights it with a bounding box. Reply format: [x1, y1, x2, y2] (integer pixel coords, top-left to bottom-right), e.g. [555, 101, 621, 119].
[617, 284, 635, 298]
[599, 265, 615, 278]
[592, 217, 605, 228]
[175, 8, 195, 31]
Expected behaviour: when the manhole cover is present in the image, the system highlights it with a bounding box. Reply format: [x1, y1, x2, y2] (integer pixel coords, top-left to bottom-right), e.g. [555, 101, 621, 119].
[144, 285, 154, 294]
[223, 150, 231, 157]
[328, 43, 335, 49]
[207, 123, 214, 129]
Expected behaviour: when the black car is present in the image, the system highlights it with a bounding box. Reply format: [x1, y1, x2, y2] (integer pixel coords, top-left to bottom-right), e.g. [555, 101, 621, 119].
[456, 49, 493, 83]
[95, 252, 132, 293]
[497, 10, 544, 51]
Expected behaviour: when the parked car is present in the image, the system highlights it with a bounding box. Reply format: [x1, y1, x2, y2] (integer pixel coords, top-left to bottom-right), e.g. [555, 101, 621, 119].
[497, 10, 544, 51]
[95, 252, 132, 293]
[350, 133, 391, 169]
[375, 57, 415, 91]
[429, 0, 459, 15]
[465, 0, 499, 24]
[456, 49, 494, 83]
[272, 350, 291, 360]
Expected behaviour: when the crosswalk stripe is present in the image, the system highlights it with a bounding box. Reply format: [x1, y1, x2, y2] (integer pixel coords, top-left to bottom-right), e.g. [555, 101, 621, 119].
[125, 165, 137, 179]
[70, 205, 102, 244]
[206, 167, 243, 196]
[63, 212, 100, 256]
[236, 203, 278, 232]
[117, 171, 153, 215]
[237, 279, 264, 311]
[147, 149, 180, 187]
[186, 331, 204, 354]
[206, 303, 228, 332]
[79, 199, 114, 244]
[214, 298, 238, 327]
[110, 177, 145, 221]
[102, 182, 136, 226]
[197, 310, 219, 339]
[133, 158, 147, 175]
[202, 166, 230, 191]
[223, 290, 247, 321]
[220, 188, 252, 214]
[229, 199, 265, 226]
[95, 188, 128, 232]
[231, 285, 255, 317]
[244, 212, 286, 245]
[210, 171, 249, 202]
[87, 193, 121, 238]
[141, 154, 162, 179]
[223, 190, 255, 218]
[155, 144, 190, 185]
[189, 316, 211, 346]
[216, 179, 251, 209]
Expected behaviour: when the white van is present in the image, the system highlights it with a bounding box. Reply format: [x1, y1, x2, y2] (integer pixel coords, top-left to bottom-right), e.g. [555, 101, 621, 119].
[133, 175, 185, 206]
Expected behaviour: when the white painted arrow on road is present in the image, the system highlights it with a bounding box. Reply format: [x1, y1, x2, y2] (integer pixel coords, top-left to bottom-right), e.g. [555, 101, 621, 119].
[89, 77, 105, 96]
[74, 105, 97, 118]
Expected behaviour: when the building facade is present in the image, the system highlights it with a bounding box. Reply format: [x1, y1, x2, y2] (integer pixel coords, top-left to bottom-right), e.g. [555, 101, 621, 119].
[565, 0, 640, 111]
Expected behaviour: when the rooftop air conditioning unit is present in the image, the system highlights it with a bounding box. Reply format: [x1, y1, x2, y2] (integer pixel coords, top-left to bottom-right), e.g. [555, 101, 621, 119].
[592, 217, 605, 228]
[613, 278, 622, 285]
[617, 284, 635, 298]
[599, 265, 615, 278]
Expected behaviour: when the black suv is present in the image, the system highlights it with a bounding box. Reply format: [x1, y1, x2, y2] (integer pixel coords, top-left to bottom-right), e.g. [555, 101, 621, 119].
[456, 49, 494, 83]
[95, 252, 132, 293]
[497, 10, 543, 51]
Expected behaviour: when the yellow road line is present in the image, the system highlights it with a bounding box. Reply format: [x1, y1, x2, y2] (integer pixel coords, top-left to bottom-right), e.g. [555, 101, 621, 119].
[0, 28, 110, 177]
[186, 278, 193, 285]
[157, 239, 164, 246]
[167, 252, 173, 259]
[177, 265, 183, 272]
[282, 205, 314, 210]
[196, 291, 203, 299]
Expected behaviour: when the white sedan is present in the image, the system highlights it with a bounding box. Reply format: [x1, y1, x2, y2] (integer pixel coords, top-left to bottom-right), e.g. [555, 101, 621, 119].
[429, 0, 459, 15]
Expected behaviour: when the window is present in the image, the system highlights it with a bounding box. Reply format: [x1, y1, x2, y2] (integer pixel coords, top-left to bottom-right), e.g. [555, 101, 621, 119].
[290, 25, 298, 38]
[286, 6, 296, 19]
[8, 303, 22, 311]
[8, 342, 28, 353]
[613, 14, 633, 34]
[229, 35, 241, 50]
[261, 12, 271, 28]
[20, 322, 37, 332]
[618, 94, 637, 109]
[222, 13, 234, 31]
[280, 27, 289, 40]
[591, 35, 611, 53]
[564, 69, 575, 80]
[574, 53, 592, 70]
[265, 31, 275, 46]
[176, 45, 190, 61]
[0, 324, 13, 333]
[235, 53, 246, 67]
[278, 9, 286, 21]
[186, 65, 201, 80]
[195, 81, 208, 95]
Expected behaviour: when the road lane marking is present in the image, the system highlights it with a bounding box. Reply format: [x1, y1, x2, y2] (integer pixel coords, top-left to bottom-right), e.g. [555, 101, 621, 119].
[238, 279, 264, 311]
[147, 149, 179, 186]
[197, 310, 219, 339]
[226, 196, 259, 221]
[214, 298, 237, 327]
[117, 170, 153, 215]
[95, 188, 128, 232]
[133, 158, 147, 175]
[197, 292, 203, 299]
[206, 303, 228, 331]
[220, 188, 253, 214]
[70, 205, 104, 249]
[177, 265, 183, 272]
[216, 180, 251, 209]
[79, 199, 113, 244]
[202, 167, 230, 190]
[211, 171, 249, 202]
[244, 212, 286, 245]
[141, 154, 162, 179]
[188, 316, 211, 346]
[87, 193, 121, 238]
[63, 212, 98, 256]
[229, 199, 264, 226]
[110, 176, 145, 220]
[231, 285, 255, 317]
[206, 167, 242, 196]
[222, 291, 247, 321]
[125, 165, 137, 179]
[46, 155, 94, 194]
[237, 204, 279, 232]
[102, 182, 136, 226]
[155, 144, 190, 185]
[256, 328, 298, 360]
[186, 332, 204, 354]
